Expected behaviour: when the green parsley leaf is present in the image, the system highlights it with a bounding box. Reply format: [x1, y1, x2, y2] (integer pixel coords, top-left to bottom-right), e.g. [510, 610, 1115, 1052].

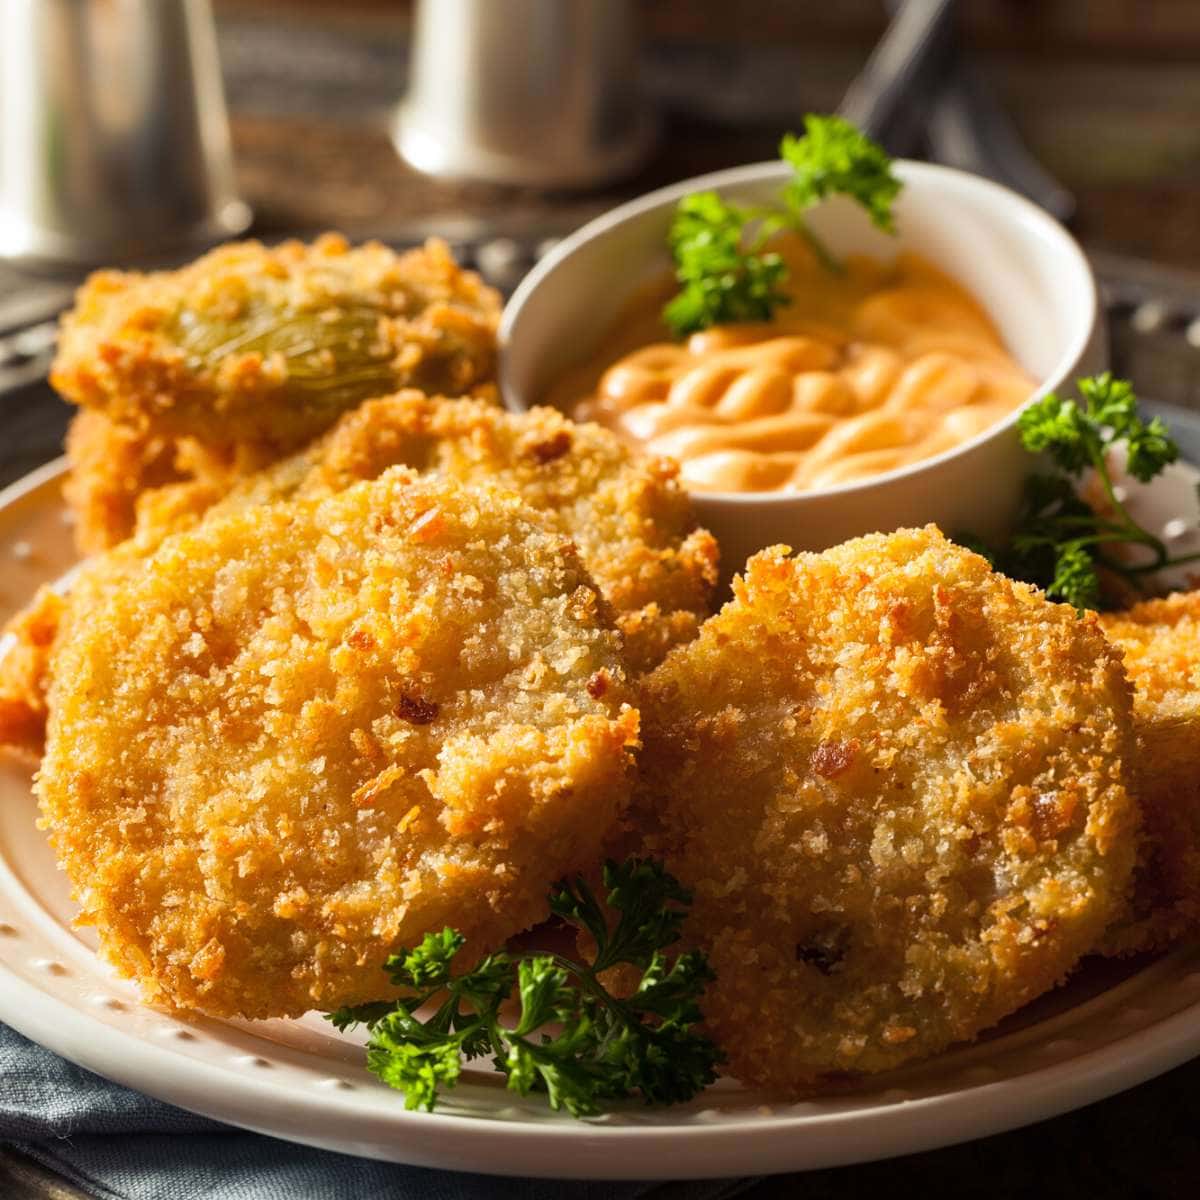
[511, 956, 572, 1035]
[327, 858, 722, 1118]
[780, 114, 902, 234]
[662, 115, 900, 336]
[1017, 391, 1094, 474]
[588, 857, 692, 971]
[663, 192, 790, 336]
[1019, 372, 1180, 484]
[960, 374, 1197, 612]
[367, 1015, 464, 1110]
[1047, 541, 1103, 612]
[386, 928, 464, 989]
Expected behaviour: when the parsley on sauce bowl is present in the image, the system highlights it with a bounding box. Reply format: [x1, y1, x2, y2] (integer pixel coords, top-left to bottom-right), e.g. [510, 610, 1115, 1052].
[500, 158, 1102, 582]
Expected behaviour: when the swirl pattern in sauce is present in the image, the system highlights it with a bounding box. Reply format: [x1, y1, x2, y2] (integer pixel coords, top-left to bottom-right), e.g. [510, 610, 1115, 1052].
[551, 238, 1034, 494]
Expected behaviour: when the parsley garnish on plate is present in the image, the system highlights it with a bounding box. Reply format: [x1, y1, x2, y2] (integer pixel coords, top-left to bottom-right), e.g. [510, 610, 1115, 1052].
[963, 373, 1199, 612]
[327, 858, 722, 1117]
[663, 114, 902, 337]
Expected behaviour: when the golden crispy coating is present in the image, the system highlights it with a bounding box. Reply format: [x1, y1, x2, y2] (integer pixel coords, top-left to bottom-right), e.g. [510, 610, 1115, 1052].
[37, 470, 639, 1019]
[63, 412, 183, 554]
[51, 235, 500, 452]
[1099, 590, 1200, 953]
[632, 527, 1137, 1091]
[0, 547, 151, 757]
[0, 395, 715, 759]
[63, 411, 268, 554]
[0, 586, 65, 758]
[0, 433, 234, 760]
[141, 394, 720, 674]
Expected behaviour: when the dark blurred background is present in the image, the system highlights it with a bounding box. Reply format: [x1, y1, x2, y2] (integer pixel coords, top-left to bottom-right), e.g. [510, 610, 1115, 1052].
[213, 0, 1200, 265]
[6, 0, 1200, 504]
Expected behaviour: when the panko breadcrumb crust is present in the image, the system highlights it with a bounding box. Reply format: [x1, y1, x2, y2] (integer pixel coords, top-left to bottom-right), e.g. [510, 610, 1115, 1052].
[53, 234, 501, 552]
[52, 234, 501, 448]
[63, 411, 184, 554]
[631, 527, 1138, 1091]
[0, 397, 717, 758]
[62, 410, 280, 554]
[137, 393, 720, 674]
[1099, 590, 1200, 954]
[36, 470, 639, 1019]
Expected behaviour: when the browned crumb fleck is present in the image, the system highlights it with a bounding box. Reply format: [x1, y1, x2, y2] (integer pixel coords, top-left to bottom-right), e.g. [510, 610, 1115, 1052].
[395, 693, 440, 725]
[525, 430, 573, 464]
[811, 738, 859, 780]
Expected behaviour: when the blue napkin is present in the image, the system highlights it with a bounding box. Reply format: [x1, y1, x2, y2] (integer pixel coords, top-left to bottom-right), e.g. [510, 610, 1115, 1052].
[0, 1023, 754, 1200]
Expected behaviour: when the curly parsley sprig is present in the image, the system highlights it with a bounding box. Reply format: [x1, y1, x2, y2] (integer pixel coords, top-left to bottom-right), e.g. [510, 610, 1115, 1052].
[963, 373, 1197, 612]
[663, 192, 792, 337]
[663, 114, 901, 336]
[327, 858, 722, 1117]
[780, 118, 900, 259]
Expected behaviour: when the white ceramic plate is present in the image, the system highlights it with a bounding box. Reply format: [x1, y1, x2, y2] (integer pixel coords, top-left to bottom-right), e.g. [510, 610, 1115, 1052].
[2, 455, 1200, 1181]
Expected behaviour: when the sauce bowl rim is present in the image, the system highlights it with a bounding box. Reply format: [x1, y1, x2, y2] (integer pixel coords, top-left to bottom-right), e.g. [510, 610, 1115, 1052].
[498, 157, 1098, 508]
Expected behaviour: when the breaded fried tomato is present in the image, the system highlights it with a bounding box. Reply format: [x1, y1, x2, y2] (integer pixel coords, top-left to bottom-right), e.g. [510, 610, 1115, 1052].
[633, 527, 1138, 1090]
[0, 395, 716, 760]
[52, 234, 500, 550]
[145, 393, 720, 673]
[62, 410, 270, 554]
[52, 234, 500, 449]
[0, 585, 64, 757]
[1100, 590, 1200, 953]
[37, 470, 639, 1019]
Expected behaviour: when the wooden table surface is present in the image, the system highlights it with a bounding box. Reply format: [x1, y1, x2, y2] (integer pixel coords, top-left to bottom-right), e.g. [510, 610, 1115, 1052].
[3, 3, 1200, 1195]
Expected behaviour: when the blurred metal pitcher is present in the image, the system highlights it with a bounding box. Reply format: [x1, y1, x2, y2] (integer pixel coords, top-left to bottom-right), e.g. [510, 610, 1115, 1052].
[395, 0, 656, 188]
[0, 0, 251, 268]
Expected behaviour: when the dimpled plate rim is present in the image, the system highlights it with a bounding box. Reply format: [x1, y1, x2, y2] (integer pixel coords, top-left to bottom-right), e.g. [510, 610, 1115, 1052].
[1, 434, 1199, 1180]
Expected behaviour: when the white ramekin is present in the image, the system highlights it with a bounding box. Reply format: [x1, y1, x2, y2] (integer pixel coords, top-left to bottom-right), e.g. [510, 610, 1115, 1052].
[500, 160, 1103, 582]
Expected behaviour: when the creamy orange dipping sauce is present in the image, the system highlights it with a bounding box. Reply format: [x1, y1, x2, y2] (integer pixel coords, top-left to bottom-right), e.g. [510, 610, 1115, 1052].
[550, 236, 1035, 493]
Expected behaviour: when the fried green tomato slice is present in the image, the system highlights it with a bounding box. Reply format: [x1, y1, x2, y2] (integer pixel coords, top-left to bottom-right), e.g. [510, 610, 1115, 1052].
[50, 234, 500, 449]
[0, 396, 715, 759]
[632, 526, 1138, 1090]
[1099, 590, 1200, 954]
[137, 393, 720, 673]
[61, 409, 277, 554]
[37, 470, 638, 1019]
